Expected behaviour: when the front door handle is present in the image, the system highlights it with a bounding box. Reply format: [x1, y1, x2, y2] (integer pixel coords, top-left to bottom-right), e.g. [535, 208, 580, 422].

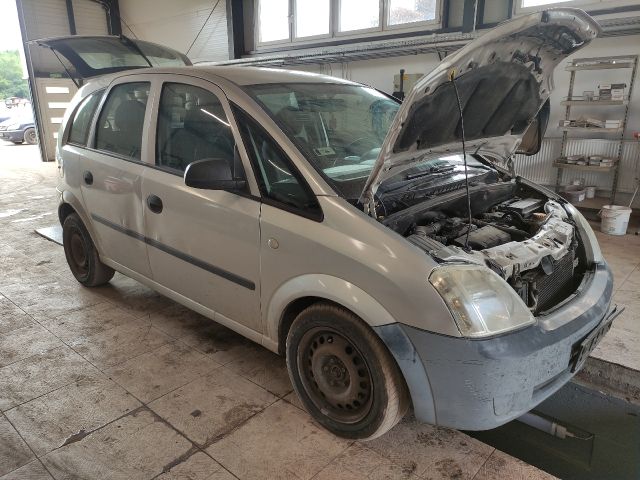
[146, 194, 163, 214]
[83, 171, 93, 185]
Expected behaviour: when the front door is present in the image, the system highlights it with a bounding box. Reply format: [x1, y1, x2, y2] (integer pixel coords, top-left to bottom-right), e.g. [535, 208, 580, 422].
[141, 78, 262, 332]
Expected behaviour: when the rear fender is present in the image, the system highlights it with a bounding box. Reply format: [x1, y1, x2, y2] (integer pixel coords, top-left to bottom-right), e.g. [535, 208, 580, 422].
[59, 190, 104, 255]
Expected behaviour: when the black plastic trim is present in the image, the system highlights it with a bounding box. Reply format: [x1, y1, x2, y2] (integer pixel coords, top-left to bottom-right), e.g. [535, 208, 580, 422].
[90, 213, 256, 290]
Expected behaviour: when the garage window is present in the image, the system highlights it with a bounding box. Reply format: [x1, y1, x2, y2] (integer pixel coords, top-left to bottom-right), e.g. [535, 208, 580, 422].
[387, 0, 437, 26]
[339, 0, 380, 32]
[515, 0, 619, 12]
[258, 0, 290, 42]
[256, 0, 441, 46]
[94, 82, 150, 161]
[295, 0, 330, 38]
[155, 83, 236, 173]
[67, 89, 103, 146]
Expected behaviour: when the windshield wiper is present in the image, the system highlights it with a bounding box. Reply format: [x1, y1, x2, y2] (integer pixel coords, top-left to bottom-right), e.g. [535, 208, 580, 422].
[405, 165, 456, 180]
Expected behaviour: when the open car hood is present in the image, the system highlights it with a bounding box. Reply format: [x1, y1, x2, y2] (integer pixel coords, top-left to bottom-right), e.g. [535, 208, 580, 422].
[359, 8, 600, 213]
[33, 35, 191, 81]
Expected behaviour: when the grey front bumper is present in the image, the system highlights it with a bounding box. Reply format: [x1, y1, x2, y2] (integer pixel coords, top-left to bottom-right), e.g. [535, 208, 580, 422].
[375, 262, 620, 431]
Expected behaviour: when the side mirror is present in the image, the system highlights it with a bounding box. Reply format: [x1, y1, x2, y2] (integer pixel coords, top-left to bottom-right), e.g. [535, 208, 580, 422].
[517, 99, 550, 156]
[184, 157, 247, 191]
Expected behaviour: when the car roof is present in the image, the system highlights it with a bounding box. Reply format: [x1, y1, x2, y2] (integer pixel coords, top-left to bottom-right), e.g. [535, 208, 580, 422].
[191, 65, 360, 86]
[91, 65, 361, 88]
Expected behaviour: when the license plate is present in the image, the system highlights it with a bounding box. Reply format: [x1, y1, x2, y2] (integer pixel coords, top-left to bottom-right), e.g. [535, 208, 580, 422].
[570, 307, 621, 373]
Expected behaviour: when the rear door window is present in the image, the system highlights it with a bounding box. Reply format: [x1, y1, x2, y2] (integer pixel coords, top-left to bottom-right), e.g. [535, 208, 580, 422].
[156, 83, 236, 173]
[95, 82, 150, 160]
[67, 90, 103, 146]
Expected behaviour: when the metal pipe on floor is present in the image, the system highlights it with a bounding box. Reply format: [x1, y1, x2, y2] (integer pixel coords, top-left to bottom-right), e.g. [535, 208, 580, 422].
[517, 412, 570, 439]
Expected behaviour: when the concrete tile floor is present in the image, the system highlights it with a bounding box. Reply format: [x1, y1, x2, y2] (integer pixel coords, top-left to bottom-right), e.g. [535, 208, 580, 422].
[591, 228, 640, 371]
[8, 142, 635, 479]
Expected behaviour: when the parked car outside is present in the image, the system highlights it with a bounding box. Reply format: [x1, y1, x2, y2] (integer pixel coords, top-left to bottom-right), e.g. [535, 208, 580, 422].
[0, 109, 37, 144]
[49, 8, 620, 440]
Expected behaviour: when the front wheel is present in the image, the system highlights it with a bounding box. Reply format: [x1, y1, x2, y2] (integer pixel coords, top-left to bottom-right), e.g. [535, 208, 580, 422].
[286, 302, 409, 440]
[62, 213, 114, 287]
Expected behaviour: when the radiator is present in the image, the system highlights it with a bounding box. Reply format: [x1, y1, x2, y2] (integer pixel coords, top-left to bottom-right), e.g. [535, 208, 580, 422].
[535, 250, 575, 312]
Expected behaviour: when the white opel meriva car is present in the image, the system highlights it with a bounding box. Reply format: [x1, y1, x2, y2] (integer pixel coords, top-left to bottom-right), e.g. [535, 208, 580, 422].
[48, 8, 619, 440]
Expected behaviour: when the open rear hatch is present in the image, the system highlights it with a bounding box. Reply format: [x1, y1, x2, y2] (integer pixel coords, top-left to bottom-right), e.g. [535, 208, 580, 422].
[359, 8, 601, 213]
[33, 35, 191, 82]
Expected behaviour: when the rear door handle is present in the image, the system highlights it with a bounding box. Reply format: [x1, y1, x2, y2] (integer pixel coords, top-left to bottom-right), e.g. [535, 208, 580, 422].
[83, 171, 93, 185]
[146, 194, 163, 214]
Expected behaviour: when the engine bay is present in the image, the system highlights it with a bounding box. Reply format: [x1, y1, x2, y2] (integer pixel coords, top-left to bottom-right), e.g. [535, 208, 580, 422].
[388, 182, 585, 314]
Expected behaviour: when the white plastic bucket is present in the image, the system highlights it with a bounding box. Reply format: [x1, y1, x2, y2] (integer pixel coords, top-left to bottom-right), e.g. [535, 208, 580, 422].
[599, 205, 632, 235]
[585, 186, 596, 199]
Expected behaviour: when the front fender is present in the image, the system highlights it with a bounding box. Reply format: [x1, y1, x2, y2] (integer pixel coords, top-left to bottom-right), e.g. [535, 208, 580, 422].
[264, 273, 398, 346]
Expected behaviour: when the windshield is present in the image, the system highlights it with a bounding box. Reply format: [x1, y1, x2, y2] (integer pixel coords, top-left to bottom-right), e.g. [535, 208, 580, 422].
[245, 83, 399, 199]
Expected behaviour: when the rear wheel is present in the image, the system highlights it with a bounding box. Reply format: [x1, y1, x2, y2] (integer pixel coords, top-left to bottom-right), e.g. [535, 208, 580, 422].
[23, 128, 37, 145]
[62, 213, 114, 286]
[286, 302, 409, 440]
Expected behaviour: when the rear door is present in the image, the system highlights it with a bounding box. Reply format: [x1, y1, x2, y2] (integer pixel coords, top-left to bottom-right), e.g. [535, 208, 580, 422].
[140, 76, 262, 333]
[78, 75, 154, 276]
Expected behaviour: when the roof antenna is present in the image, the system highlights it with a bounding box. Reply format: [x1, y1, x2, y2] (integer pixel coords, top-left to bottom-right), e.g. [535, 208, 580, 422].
[449, 68, 472, 251]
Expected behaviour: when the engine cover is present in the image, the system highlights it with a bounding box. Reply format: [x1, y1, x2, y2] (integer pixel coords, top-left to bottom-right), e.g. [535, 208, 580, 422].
[453, 225, 510, 249]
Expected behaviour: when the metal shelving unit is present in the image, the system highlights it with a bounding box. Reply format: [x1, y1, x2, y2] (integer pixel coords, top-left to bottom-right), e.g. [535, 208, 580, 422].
[554, 55, 638, 205]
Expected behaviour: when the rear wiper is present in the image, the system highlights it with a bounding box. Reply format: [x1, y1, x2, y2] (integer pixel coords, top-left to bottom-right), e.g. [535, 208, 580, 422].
[406, 165, 456, 180]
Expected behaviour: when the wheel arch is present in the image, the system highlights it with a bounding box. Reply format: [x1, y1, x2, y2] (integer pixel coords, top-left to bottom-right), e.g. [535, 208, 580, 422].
[58, 191, 103, 255]
[267, 274, 398, 355]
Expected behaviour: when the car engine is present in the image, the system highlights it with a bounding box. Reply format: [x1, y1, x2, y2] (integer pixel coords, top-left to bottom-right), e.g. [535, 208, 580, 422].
[396, 188, 581, 314]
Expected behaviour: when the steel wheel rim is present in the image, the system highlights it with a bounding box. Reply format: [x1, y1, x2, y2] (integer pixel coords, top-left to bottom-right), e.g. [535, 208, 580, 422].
[69, 230, 88, 276]
[26, 130, 36, 144]
[297, 327, 373, 424]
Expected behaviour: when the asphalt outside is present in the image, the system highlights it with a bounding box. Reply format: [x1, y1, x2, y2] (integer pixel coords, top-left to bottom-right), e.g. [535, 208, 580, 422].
[2, 141, 637, 479]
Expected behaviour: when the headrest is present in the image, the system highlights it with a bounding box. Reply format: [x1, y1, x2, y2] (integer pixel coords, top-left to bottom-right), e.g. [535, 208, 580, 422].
[114, 100, 145, 132]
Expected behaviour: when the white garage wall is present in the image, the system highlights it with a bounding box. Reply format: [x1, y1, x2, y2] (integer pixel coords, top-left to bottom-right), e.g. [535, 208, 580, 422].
[118, 0, 230, 63]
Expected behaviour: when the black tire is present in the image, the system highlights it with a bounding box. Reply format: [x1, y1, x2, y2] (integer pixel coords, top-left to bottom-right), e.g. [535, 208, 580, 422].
[62, 213, 114, 287]
[23, 128, 37, 145]
[286, 302, 409, 440]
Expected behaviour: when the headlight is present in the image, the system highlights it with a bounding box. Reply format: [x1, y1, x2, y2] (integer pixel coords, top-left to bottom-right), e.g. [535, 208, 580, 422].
[429, 264, 535, 338]
[564, 203, 602, 264]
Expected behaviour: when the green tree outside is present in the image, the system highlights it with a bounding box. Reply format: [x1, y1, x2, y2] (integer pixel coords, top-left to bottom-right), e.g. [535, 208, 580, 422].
[0, 50, 29, 100]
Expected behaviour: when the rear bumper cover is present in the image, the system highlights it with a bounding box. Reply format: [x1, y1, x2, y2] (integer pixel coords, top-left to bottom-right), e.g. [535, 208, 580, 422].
[375, 262, 620, 430]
